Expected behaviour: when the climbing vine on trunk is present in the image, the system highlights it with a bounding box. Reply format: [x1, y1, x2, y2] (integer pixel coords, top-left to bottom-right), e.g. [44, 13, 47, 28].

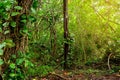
[0, 0, 37, 79]
[63, 0, 69, 70]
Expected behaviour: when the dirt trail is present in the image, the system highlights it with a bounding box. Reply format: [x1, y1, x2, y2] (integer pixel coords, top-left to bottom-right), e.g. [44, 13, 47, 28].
[32, 71, 120, 80]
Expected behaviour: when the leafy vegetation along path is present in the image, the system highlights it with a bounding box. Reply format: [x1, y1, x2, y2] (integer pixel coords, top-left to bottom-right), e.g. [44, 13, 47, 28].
[31, 70, 120, 80]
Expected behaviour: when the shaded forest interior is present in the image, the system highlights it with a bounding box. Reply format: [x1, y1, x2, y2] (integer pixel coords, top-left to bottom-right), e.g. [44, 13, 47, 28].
[0, 0, 120, 80]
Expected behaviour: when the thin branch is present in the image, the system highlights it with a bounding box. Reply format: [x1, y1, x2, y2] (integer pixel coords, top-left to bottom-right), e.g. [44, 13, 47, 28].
[91, 6, 120, 25]
[90, 5, 120, 33]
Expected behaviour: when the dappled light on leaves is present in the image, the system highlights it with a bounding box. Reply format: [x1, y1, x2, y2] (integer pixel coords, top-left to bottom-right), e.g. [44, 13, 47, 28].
[0, 0, 120, 80]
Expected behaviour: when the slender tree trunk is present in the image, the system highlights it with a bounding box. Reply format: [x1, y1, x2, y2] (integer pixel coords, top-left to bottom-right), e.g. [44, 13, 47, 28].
[50, 26, 57, 56]
[63, 0, 69, 70]
[50, 12, 57, 56]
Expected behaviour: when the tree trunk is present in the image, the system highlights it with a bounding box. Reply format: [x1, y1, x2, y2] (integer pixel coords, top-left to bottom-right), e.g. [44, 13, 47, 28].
[50, 26, 57, 56]
[63, 0, 69, 70]
[2, 0, 33, 72]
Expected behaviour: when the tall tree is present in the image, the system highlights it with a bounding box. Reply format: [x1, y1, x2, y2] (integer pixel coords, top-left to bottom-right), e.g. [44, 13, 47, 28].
[2, 0, 33, 72]
[63, 0, 69, 69]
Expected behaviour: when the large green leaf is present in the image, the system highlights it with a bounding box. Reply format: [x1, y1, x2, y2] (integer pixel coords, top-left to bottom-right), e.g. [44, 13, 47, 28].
[11, 12, 20, 16]
[4, 30, 10, 34]
[9, 63, 16, 69]
[28, 16, 36, 22]
[3, 22, 9, 27]
[9, 73, 16, 77]
[0, 58, 4, 65]
[25, 60, 34, 67]
[0, 42, 6, 49]
[6, 5, 11, 11]
[0, 28, 2, 32]
[14, 6, 22, 10]
[16, 58, 24, 65]
[21, 19, 27, 23]
[4, 39, 15, 48]
[32, 0, 38, 9]
[0, 49, 3, 55]
[10, 21, 16, 27]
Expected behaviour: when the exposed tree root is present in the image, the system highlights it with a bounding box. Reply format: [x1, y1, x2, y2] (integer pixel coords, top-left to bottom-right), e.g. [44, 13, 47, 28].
[107, 53, 113, 70]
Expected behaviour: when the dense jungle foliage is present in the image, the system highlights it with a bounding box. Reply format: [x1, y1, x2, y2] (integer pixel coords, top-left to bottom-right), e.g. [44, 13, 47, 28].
[0, 0, 120, 80]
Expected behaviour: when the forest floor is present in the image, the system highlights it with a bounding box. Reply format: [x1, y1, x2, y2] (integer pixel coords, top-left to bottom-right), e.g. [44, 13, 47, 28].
[32, 69, 120, 80]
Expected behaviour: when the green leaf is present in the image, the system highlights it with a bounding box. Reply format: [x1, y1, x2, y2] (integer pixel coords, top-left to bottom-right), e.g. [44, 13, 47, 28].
[10, 21, 16, 27]
[9, 63, 16, 69]
[31, 8, 36, 14]
[11, 12, 20, 16]
[16, 58, 24, 65]
[0, 58, 4, 65]
[4, 39, 13, 43]
[28, 16, 36, 22]
[9, 73, 16, 77]
[11, 54, 16, 59]
[6, 5, 11, 11]
[25, 60, 29, 67]
[23, 29, 28, 34]
[3, 13, 10, 20]
[0, 49, 3, 55]
[3, 22, 9, 27]
[14, 6, 22, 10]
[25, 60, 33, 67]
[4, 39, 15, 48]
[21, 14, 27, 19]
[0, 28, 2, 32]
[0, 42, 6, 49]
[32, 0, 38, 9]
[4, 30, 10, 34]
[21, 19, 27, 23]
[16, 68, 21, 73]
